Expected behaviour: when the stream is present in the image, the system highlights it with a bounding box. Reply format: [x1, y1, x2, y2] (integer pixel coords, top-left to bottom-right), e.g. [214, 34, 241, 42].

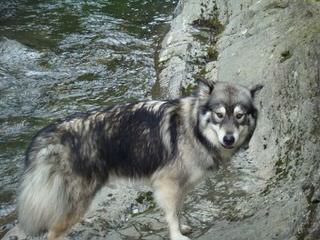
[0, 0, 177, 235]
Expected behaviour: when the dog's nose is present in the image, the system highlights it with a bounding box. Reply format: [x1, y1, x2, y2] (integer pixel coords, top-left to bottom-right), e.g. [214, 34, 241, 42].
[223, 134, 235, 146]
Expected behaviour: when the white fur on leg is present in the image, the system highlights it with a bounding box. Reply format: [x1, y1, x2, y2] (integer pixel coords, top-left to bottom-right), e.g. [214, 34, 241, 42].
[48, 231, 65, 240]
[153, 178, 190, 240]
[171, 234, 191, 240]
[167, 213, 191, 240]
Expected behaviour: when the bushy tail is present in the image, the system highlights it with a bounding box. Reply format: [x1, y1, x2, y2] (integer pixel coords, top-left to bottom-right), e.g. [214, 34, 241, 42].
[18, 162, 70, 236]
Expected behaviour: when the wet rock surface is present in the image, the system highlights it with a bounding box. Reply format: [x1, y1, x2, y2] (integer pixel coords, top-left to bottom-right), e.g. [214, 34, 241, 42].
[2, 0, 320, 239]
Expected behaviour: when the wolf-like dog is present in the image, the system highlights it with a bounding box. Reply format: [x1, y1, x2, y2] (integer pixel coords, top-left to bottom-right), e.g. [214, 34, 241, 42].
[18, 80, 263, 240]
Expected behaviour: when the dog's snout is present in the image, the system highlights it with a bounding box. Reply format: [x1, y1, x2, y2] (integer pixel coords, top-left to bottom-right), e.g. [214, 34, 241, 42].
[223, 134, 235, 146]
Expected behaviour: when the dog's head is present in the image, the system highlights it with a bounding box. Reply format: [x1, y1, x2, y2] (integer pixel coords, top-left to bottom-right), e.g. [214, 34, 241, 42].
[195, 80, 263, 152]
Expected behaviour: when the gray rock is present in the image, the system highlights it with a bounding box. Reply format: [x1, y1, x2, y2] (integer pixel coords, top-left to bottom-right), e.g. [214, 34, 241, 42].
[158, 0, 218, 98]
[2, 226, 26, 240]
[118, 226, 140, 239]
[159, 0, 320, 239]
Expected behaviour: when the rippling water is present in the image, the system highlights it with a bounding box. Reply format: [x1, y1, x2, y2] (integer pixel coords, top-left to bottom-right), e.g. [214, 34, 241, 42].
[0, 0, 177, 230]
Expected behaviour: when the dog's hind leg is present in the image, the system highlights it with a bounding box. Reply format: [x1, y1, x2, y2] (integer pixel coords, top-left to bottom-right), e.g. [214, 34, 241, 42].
[47, 214, 75, 240]
[47, 203, 88, 240]
[47, 191, 94, 240]
[153, 178, 190, 240]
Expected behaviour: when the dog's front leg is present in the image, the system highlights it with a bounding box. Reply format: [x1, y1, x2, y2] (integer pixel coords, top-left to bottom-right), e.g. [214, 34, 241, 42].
[153, 178, 191, 240]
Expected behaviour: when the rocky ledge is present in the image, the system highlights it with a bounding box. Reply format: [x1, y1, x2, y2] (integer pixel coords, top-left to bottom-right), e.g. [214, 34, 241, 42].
[3, 0, 320, 239]
[158, 0, 320, 239]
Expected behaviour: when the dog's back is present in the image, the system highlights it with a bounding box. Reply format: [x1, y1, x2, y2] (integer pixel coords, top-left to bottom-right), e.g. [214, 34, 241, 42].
[18, 100, 181, 237]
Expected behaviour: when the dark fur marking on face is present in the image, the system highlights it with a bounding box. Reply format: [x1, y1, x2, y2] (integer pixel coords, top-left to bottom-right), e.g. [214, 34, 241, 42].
[194, 112, 215, 153]
[225, 85, 237, 96]
[201, 100, 224, 115]
[200, 103, 212, 115]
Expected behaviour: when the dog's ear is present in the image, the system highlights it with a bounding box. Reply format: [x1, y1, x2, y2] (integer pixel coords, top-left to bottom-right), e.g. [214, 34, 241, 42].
[250, 84, 264, 98]
[196, 79, 215, 97]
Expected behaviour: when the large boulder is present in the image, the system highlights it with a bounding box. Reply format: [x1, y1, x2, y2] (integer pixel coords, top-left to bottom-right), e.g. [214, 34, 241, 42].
[158, 0, 320, 239]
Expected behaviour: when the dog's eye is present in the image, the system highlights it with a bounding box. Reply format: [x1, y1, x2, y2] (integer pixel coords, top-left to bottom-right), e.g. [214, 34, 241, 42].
[236, 113, 244, 120]
[215, 112, 224, 119]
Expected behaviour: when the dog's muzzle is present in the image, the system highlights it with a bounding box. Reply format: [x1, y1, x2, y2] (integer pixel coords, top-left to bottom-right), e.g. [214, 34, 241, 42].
[222, 134, 235, 149]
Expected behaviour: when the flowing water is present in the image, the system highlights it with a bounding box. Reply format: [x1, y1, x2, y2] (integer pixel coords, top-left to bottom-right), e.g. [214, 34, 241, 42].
[0, 0, 177, 234]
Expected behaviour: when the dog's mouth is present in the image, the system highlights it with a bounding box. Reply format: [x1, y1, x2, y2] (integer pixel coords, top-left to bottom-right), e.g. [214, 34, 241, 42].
[221, 143, 235, 149]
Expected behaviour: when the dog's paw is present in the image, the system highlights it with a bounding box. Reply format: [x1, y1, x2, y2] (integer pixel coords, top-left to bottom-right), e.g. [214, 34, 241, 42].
[171, 233, 191, 240]
[180, 224, 192, 234]
[171, 234, 191, 240]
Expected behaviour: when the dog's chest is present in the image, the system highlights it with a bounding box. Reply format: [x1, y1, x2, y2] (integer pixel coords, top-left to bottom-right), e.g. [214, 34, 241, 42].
[182, 149, 216, 184]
